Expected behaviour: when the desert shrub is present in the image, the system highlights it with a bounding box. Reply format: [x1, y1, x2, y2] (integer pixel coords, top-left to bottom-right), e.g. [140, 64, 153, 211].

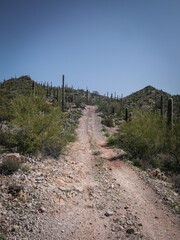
[113, 110, 166, 159]
[0, 232, 5, 240]
[97, 100, 126, 120]
[107, 135, 117, 146]
[21, 164, 30, 173]
[0, 96, 81, 158]
[132, 158, 142, 167]
[74, 98, 86, 109]
[0, 129, 9, 146]
[0, 91, 14, 121]
[93, 150, 101, 156]
[101, 118, 114, 127]
[173, 174, 180, 193]
[156, 154, 180, 173]
[2, 95, 64, 156]
[102, 127, 106, 132]
[105, 132, 110, 137]
[0, 158, 21, 174]
[109, 110, 180, 172]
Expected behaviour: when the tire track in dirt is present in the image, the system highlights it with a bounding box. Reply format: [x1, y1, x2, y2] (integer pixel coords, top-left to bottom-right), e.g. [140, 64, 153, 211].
[37, 106, 121, 240]
[14, 106, 179, 240]
[90, 105, 180, 240]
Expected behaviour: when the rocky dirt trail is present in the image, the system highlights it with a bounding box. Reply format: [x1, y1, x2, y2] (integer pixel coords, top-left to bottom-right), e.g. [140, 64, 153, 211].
[1, 106, 180, 240]
[90, 106, 180, 240]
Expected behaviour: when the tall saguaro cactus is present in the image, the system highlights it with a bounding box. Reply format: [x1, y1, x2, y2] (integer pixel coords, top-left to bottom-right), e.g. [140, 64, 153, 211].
[125, 107, 129, 122]
[167, 98, 173, 130]
[160, 95, 164, 118]
[86, 89, 89, 105]
[32, 81, 35, 100]
[62, 75, 65, 112]
[56, 88, 59, 102]
[46, 82, 49, 98]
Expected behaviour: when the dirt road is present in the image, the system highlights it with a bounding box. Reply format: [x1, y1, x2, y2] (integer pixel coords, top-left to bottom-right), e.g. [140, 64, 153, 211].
[43, 105, 180, 240]
[8, 106, 180, 240]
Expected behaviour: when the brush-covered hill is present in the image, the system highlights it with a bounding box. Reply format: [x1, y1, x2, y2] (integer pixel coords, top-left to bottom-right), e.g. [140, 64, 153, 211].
[0, 75, 103, 120]
[0, 75, 103, 156]
[123, 85, 180, 118]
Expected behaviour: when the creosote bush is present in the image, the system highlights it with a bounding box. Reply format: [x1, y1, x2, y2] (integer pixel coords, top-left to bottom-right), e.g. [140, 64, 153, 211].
[108, 110, 180, 173]
[10, 95, 63, 156]
[0, 95, 78, 158]
[0, 158, 21, 174]
[173, 174, 180, 193]
[101, 117, 114, 127]
[0, 95, 81, 158]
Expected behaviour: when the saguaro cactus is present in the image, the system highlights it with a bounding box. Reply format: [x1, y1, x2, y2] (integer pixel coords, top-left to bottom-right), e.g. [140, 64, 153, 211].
[62, 75, 65, 111]
[50, 81, 52, 97]
[125, 107, 129, 122]
[32, 81, 35, 100]
[167, 98, 173, 130]
[46, 82, 49, 98]
[56, 88, 59, 102]
[160, 95, 164, 118]
[86, 89, 89, 105]
[58, 87, 61, 103]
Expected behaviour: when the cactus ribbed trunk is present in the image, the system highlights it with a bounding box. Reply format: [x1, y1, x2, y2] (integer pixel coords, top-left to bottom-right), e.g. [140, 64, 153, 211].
[59, 88, 61, 103]
[51, 82, 53, 97]
[32, 81, 35, 100]
[86, 89, 89, 105]
[125, 107, 129, 122]
[46, 82, 49, 98]
[160, 95, 164, 118]
[62, 75, 65, 112]
[56, 88, 59, 102]
[167, 98, 173, 130]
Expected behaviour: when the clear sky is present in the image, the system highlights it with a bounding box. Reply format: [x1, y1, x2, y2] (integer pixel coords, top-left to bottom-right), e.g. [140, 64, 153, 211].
[0, 0, 180, 96]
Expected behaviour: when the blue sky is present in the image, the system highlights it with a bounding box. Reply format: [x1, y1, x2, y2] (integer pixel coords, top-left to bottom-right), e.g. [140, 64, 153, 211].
[0, 0, 180, 96]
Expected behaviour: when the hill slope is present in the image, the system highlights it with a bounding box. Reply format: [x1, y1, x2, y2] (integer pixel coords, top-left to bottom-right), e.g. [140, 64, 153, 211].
[0, 75, 103, 119]
[124, 85, 180, 118]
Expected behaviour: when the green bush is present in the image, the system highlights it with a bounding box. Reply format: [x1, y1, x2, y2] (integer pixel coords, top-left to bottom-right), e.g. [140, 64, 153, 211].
[105, 132, 110, 137]
[0, 95, 81, 158]
[93, 150, 101, 156]
[101, 118, 114, 127]
[97, 100, 126, 120]
[109, 110, 180, 172]
[21, 164, 30, 173]
[0, 158, 21, 174]
[132, 158, 142, 167]
[0, 234, 5, 240]
[9, 95, 63, 155]
[0, 95, 82, 158]
[107, 135, 116, 146]
[173, 174, 180, 193]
